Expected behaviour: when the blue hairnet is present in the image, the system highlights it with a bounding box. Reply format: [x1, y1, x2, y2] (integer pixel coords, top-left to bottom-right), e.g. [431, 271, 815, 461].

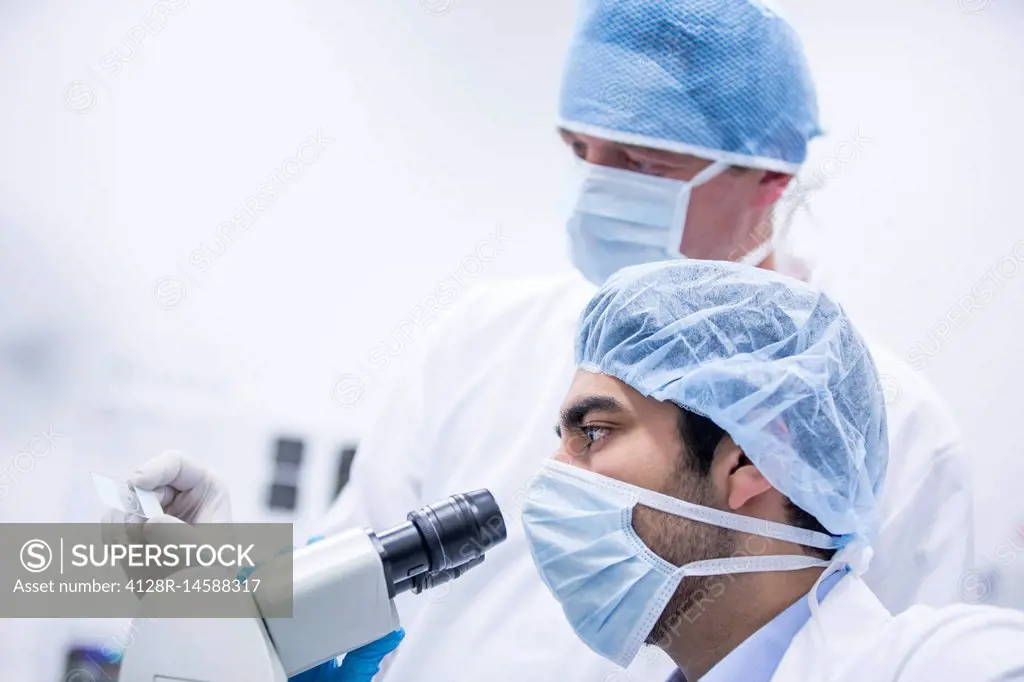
[575, 260, 888, 543]
[559, 0, 822, 173]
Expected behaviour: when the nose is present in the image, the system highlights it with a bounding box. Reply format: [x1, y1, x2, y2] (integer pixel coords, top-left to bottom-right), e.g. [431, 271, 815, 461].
[553, 434, 590, 468]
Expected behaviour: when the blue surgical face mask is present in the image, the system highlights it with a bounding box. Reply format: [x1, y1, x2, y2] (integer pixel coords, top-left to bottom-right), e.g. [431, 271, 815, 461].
[566, 160, 773, 286]
[521, 459, 858, 668]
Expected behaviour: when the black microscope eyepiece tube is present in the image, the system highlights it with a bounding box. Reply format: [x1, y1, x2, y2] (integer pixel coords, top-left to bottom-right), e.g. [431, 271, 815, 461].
[369, 490, 507, 597]
[372, 521, 429, 597]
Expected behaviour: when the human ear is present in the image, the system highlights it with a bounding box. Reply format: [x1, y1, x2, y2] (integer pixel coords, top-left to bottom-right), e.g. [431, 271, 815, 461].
[753, 171, 794, 209]
[712, 437, 774, 511]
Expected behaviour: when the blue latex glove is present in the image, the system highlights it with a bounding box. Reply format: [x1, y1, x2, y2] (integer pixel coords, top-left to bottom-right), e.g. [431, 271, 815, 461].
[287, 535, 406, 682]
[289, 629, 405, 682]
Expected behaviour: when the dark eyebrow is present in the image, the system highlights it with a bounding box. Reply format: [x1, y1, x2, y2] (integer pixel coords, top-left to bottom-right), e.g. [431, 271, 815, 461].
[557, 127, 681, 162]
[555, 395, 626, 436]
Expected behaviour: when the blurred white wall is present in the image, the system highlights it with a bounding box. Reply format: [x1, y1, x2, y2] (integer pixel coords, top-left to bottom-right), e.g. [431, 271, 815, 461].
[1, 0, 1023, 678]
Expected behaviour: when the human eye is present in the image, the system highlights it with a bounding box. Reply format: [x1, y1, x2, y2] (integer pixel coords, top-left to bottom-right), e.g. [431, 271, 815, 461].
[564, 425, 611, 458]
[625, 156, 668, 176]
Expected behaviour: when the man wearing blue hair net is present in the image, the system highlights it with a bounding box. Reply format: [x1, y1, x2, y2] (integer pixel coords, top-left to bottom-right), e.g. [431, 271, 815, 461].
[129, 1, 975, 680]
[521, 259, 1023, 681]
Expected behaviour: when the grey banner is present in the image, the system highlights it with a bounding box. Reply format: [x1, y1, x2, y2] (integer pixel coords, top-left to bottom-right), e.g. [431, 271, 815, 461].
[1, 523, 293, 617]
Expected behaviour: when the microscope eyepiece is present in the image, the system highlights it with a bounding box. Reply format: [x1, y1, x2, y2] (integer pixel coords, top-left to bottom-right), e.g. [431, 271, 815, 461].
[370, 490, 507, 597]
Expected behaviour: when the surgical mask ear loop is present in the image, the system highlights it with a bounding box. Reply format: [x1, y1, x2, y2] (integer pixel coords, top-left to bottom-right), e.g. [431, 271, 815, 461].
[736, 237, 775, 267]
[668, 160, 730, 258]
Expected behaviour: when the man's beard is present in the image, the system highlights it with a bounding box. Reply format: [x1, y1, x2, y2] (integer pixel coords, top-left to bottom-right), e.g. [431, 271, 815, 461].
[631, 480, 736, 647]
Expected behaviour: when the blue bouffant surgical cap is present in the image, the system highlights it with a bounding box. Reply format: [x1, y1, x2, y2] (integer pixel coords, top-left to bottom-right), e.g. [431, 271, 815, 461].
[575, 260, 888, 543]
[559, 0, 822, 172]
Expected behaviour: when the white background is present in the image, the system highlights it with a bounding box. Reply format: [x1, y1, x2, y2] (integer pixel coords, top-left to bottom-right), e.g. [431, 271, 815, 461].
[1, 0, 1023, 679]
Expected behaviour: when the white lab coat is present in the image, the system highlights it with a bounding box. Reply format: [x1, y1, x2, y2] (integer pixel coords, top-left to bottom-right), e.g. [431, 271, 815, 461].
[770, 574, 1024, 681]
[323, 271, 976, 682]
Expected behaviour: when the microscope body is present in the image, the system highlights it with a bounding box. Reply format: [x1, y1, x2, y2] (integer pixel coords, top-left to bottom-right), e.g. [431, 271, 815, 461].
[119, 489, 505, 680]
[118, 529, 401, 681]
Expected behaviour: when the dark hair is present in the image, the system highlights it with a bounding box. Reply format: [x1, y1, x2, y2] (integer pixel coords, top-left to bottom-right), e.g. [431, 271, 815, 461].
[676, 409, 836, 560]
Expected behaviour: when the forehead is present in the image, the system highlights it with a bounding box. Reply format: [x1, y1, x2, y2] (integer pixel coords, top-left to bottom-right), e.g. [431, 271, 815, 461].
[561, 370, 675, 419]
[562, 370, 628, 405]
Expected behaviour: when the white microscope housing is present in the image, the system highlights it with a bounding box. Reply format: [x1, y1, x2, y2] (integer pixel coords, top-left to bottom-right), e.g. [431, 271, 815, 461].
[118, 490, 506, 682]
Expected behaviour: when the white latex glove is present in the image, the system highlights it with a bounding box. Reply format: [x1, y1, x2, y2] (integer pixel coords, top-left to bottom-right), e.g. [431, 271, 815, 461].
[128, 449, 233, 524]
[98, 452, 233, 592]
[100, 508, 207, 587]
